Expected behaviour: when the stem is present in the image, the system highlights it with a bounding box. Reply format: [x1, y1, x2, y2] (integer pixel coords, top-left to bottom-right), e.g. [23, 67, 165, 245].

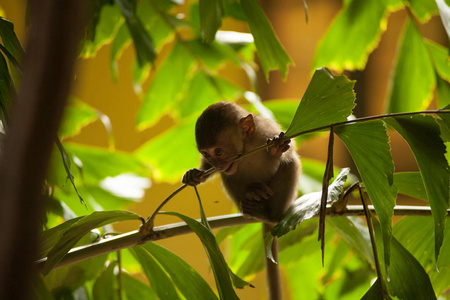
[358, 184, 386, 298]
[36, 206, 450, 272]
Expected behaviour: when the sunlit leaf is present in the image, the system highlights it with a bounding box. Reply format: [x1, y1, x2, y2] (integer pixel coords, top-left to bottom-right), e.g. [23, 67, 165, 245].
[312, 0, 392, 72]
[176, 71, 243, 120]
[92, 262, 117, 300]
[141, 242, 218, 299]
[406, 0, 438, 22]
[81, 4, 123, 57]
[122, 273, 158, 300]
[135, 120, 198, 182]
[44, 210, 142, 274]
[393, 172, 428, 201]
[137, 42, 195, 129]
[240, 0, 293, 79]
[335, 121, 396, 269]
[387, 115, 449, 264]
[161, 211, 247, 298]
[199, 0, 224, 43]
[63, 143, 150, 185]
[437, 75, 450, 108]
[131, 246, 179, 300]
[59, 98, 98, 140]
[426, 40, 450, 82]
[285, 68, 355, 137]
[386, 20, 435, 113]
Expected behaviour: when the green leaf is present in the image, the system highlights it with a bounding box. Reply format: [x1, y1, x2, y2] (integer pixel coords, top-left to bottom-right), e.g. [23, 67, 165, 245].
[266, 169, 349, 261]
[407, 0, 438, 22]
[188, 39, 241, 70]
[137, 41, 195, 129]
[161, 211, 245, 299]
[131, 246, 179, 300]
[39, 216, 83, 258]
[44, 210, 142, 274]
[387, 115, 449, 264]
[176, 71, 243, 120]
[436, 75, 450, 108]
[93, 262, 117, 300]
[110, 24, 132, 81]
[426, 40, 450, 82]
[63, 143, 149, 185]
[240, 0, 293, 79]
[59, 98, 98, 140]
[141, 242, 218, 300]
[328, 217, 375, 266]
[335, 121, 396, 269]
[262, 99, 300, 130]
[115, 0, 156, 67]
[0, 51, 13, 111]
[135, 119, 198, 182]
[31, 275, 55, 300]
[313, 0, 392, 72]
[80, 4, 124, 57]
[199, 0, 224, 43]
[394, 172, 428, 201]
[122, 273, 158, 300]
[390, 238, 436, 299]
[386, 21, 435, 113]
[285, 68, 355, 137]
[0, 17, 24, 71]
[436, 0, 450, 40]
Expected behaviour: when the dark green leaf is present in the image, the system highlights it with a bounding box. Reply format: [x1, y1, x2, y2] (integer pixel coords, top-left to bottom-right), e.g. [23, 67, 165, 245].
[285, 68, 355, 137]
[131, 245, 179, 300]
[390, 238, 436, 299]
[223, 0, 246, 21]
[122, 273, 158, 300]
[199, 0, 224, 43]
[0, 17, 24, 73]
[188, 39, 240, 70]
[386, 21, 435, 113]
[137, 41, 195, 129]
[361, 279, 383, 300]
[39, 217, 83, 258]
[93, 262, 117, 300]
[312, 0, 397, 72]
[0, 52, 13, 112]
[81, 4, 124, 57]
[394, 172, 428, 201]
[110, 24, 131, 81]
[241, 0, 293, 79]
[31, 275, 55, 300]
[59, 98, 98, 140]
[161, 211, 245, 298]
[142, 242, 218, 299]
[44, 210, 142, 274]
[115, 0, 156, 67]
[135, 119, 198, 182]
[387, 115, 449, 264]
[335, 121, 396, 269]
[407, 0, 438, 22]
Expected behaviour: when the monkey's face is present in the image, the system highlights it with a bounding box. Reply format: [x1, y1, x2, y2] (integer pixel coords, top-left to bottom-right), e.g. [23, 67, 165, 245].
[198, 128, 243, 175]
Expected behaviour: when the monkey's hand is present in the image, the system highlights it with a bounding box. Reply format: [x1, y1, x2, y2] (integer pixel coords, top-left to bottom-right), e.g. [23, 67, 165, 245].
[267, 131, 291, 157]
[242, 183, 273, 222]
[182, 168, 206, 186]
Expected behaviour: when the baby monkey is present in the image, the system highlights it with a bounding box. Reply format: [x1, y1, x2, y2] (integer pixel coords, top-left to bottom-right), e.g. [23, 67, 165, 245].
[182, 101, 300, 299]
[183, 101, 300, 223]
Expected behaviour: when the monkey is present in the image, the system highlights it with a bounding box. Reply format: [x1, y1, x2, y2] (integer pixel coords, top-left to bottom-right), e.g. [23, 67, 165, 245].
[182, 101, 301, 300]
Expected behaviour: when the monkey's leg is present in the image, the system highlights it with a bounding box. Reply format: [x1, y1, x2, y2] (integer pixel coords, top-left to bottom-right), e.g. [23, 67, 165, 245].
[263, 223, 282, 300]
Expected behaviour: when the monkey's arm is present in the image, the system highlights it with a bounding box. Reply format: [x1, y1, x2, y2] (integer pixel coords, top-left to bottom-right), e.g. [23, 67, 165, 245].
[182, 157, 212, 186]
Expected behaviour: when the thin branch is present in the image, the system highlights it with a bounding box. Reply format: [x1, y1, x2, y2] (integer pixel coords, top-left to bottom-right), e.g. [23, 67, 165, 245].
[35, 206, 450, 273]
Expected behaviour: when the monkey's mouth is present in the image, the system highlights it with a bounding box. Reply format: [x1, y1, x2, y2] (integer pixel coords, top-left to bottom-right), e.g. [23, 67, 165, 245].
[223, 162, 237, 175]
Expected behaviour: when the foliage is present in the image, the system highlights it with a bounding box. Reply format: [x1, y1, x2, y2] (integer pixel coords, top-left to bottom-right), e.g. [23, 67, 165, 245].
[1, 0, 450, 299]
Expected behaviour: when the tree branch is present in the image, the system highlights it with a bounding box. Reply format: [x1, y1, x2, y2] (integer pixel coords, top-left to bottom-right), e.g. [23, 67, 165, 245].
[35, 205, 450, 273]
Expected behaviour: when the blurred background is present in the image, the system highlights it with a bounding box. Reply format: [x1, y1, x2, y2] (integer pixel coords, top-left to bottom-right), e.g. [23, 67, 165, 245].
[1, 0, 447, 298]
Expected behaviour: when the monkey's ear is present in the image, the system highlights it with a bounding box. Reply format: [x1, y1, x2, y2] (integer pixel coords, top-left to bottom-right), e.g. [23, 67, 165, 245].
[239, 114, 256, 137]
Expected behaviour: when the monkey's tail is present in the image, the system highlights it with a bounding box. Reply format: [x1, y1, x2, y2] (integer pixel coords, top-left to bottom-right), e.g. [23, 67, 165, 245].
[263, 223, 282, 300]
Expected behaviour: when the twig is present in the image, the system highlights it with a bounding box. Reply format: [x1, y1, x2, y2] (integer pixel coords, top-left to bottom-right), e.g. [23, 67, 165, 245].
[35, 206, 450, 273]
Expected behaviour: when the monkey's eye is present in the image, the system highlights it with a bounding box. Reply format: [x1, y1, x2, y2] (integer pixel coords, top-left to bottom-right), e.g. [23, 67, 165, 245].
[214, 148, 224, 156]
[201, 151, 210, 158]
